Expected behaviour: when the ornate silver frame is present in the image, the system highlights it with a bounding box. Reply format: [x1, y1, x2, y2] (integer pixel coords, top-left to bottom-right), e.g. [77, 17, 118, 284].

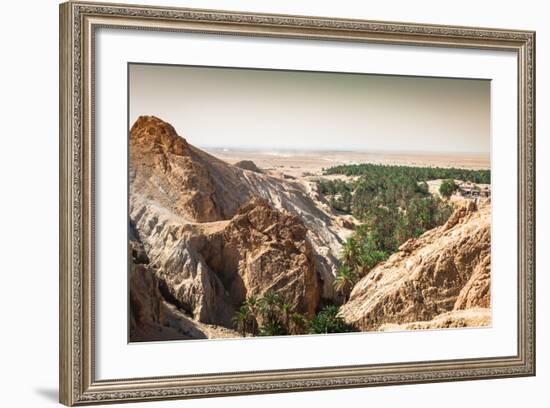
[59, 1, 536, 405]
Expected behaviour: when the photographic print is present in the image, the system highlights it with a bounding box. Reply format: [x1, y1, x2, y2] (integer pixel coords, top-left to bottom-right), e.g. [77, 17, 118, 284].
[60, 4, 535, 403]
[128, 63, 491, 342]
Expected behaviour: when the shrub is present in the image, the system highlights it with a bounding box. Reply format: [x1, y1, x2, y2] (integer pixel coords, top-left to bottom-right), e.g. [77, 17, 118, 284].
[259, 321, 286, 336]
[308, 305, 356, 334]
[439, 179, 458, 199]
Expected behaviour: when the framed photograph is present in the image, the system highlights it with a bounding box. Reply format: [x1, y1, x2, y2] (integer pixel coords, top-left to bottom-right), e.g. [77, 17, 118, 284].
[59, 1, 536, 405]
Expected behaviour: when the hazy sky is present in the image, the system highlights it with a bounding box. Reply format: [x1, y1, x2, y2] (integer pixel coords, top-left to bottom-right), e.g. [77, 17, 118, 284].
[129, 64, 490, 154]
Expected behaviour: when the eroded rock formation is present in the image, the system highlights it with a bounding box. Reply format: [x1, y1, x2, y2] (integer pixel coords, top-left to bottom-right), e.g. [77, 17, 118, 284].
[130, 116, 351, 304]
[454, 253, 491, 310]
[145, 197, 321, 329]
[129, 223, 240, 341]
[339, 201, 491, 330]
[129, 116, 340, 338]
[234, 160, 263, 173]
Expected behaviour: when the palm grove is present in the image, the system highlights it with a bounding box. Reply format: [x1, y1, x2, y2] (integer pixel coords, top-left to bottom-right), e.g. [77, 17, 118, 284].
[322, 164, 489, 302]
[232, 291, 355, 337]
[233, 163, 490, 336]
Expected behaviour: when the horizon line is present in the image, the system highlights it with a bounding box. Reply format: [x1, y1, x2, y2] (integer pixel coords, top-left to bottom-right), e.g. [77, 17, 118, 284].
[198, 145, 491, 156]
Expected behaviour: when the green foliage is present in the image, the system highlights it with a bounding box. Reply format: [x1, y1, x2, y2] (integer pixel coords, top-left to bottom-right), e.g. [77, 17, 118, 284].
[364, 205, 400, 253]
[279, 302, 293, 333]
[258, 290, 282, 323]
[259, 321, 286, 336]
[318, 164, 462, 299]
[418, 181, 429, 194]
[324, 163, 490, 184]
[354, 232, 388, 274]
[439, 179, 458, 199]
[318, 179, 353, 213]
[333, 265, 358, 301]
[232, 291, 289, 337]
[396, 196, 453, 241]
[233, 293, 358, 337]
[242, 296, 259, 335]
[231, 305, 253, 338]
[308, 305, 357, 334]
[340, 237, 359, 266]
[290, 312, 308, 335]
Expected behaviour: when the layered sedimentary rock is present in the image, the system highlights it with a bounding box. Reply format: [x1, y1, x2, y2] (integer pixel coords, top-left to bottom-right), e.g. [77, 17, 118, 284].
[129, 116, 343, 338]
[130, 115, 223, 223]
[129, 223, 240, 341]
[143, 197, 321, 328]
[130, 115, 351, 304]
[339, 201, 491, 330]
[201, 197, 320, 317]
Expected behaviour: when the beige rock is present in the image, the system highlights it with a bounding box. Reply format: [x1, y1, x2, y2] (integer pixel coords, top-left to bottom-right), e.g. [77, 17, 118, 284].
[130, 115, 352, 300]
[130, 115, 222, 223]
[129, 227, 240, 341]
[454, 253, 491, 310]
[144, 197, 321, 328]
[339, 201, 491, 330]
[378, 308, 491, 331]
[130, 126, 324, 327]
[220, 197, 320, 317]
[234, 160, 263, 173]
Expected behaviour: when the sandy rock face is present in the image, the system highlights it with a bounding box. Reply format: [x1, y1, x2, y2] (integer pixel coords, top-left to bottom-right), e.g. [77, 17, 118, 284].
[130, 115, 189, 156]
[129, 261, 211, 341]
[129, 225, 208, 341]
[129, 118, 326, 327]
[339, 201, 491, 330]
[454, 253, 491, 310]
[130, 116, 352, 302]
[129, 222, 242, 341]
[221, 198, 320, 316]
[132, 197, 320, 329]
[130, 115, 222, 222]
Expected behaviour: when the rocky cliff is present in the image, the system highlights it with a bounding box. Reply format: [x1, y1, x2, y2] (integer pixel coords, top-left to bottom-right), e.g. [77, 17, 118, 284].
[130, 116, 352, 301]
[140, 197, 321, 329]
[339, 201, 491, 330]
[129, 116, 351, 339]
[129, 222, 240, 341]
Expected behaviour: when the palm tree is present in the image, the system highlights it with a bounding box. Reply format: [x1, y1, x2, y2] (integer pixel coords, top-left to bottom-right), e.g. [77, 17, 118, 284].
[290, 312, 308, 335]
[280, 302, 293, 333]
[244, 295, 259, 312]
[355, 245, 387, 277]
[232, 306, 251, 337]
[341, 238, 359, 269]
[259, 290, 282, 323]
[333, 265, 357, 302]
[243, 296, 259, 336]
[308, 305, 355, 334]
[259, 321, 285, 337]
[356, 252, 370, 276]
